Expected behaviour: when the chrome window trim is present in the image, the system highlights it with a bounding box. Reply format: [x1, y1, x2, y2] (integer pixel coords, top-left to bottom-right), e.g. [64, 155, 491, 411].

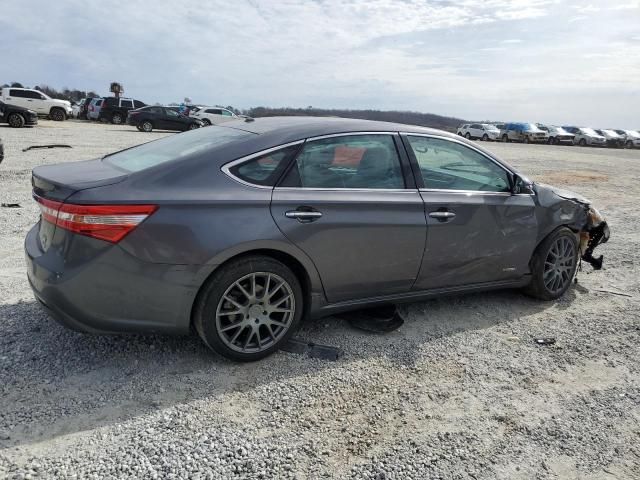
[402, 132, 535, 196]
[419, 188, 511, 196]
[305, 131, 398, 141]
[274, 187, 415, 193]
[221, 140, 305, 189]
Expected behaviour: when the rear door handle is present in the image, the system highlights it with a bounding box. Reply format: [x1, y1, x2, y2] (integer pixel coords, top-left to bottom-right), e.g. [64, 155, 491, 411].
[285, 210, 322, 223]
[428, 211, 456, 220]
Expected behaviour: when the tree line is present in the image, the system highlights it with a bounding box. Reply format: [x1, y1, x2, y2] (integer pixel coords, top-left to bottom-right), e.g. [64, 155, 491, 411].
[245, 107, 466, 132]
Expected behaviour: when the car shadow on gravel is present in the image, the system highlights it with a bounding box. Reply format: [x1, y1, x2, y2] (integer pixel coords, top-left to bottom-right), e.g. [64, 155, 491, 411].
[0, 287, 567, 449]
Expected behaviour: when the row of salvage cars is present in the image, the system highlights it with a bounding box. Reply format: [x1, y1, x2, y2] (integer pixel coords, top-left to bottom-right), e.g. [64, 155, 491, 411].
[457, 122, 640, 148]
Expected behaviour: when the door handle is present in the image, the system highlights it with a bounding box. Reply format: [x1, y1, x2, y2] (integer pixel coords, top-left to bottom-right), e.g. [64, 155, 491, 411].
[428, 211, 456, 220]
[285, 210, 322, 223]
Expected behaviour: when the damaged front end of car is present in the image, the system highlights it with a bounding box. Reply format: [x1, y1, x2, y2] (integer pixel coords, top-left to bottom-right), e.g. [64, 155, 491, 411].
[579, 205, 610, 270]
[535, 183, 610, 270]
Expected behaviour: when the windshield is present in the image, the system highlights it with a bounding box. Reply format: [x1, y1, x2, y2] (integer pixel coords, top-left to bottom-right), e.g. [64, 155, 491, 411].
[482, 124, 499, 131]
[554, 127, 569, 135]
[602, 130, 618, 137]
[580, 128, 599, 136]
[524, 123, 542, 132]
[104, 126, 254, 172]
[626, 130, 640, 138]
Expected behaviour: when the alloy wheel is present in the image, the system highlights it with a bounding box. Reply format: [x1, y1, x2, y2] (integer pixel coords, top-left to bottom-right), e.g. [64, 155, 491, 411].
[112, 113, 123, 124]
[215, 272, 295, 353]
[543, 237, 576, 294]
[8, 113, 24, 128]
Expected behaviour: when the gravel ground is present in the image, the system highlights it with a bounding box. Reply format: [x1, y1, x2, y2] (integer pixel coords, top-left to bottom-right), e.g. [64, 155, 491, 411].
[0, 120, 639, 479]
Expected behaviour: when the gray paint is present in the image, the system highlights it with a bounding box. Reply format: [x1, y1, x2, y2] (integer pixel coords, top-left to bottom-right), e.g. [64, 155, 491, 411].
[25, 116, 598, 335]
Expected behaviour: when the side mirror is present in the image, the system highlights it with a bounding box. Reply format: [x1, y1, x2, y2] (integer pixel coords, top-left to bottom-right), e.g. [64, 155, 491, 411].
[512, 175, 535, 195]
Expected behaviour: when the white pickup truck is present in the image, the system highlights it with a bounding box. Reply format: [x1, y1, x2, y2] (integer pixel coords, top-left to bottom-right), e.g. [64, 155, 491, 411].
[0, 87, 72, 121]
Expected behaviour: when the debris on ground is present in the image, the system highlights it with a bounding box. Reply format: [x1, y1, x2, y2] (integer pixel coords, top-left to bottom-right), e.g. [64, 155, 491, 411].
[281, 338, 343, 360]
[22, 144, 72, 152]
[338, 305, 405, 333]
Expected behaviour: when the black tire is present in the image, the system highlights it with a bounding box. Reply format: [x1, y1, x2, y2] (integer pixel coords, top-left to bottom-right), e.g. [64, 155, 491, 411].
[523, 136, 530, 144]
[547, 137, 554, 145]
[465, 132, 471, 139]
[579, 138, 586, 147]
[112, 112, 123, 124]
[202, 118, 212, 126]
[626, 140, 633, 149]
[7, 113, 25, 128]
[50, 108, 66, 121]
[482, 134, 489, 141]
[188, 122, 200, 130]
[141, 121, 153, 132]
[523, 227, 579, 301]
[502, 134, 509, 143]
[194, 256, 304, 361]
[136, 125, 143, 131]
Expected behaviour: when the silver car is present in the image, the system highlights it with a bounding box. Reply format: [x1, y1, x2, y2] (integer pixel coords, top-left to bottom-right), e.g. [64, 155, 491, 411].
[25, 117, 610, 361]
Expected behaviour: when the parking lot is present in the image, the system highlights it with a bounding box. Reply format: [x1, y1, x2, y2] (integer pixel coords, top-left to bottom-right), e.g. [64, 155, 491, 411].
[0, 120, 639, 479]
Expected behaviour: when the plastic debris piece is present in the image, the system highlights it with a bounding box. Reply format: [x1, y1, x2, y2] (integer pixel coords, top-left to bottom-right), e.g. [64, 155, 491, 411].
[338, 305, 404, 333]
[534, 337, 556, 346]
[281, 338, 343, 361]
[1, 203, 21, 208]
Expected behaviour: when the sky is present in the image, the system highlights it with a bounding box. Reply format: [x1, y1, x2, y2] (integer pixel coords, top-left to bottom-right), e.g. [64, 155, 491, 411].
[2, 0, 639, 127]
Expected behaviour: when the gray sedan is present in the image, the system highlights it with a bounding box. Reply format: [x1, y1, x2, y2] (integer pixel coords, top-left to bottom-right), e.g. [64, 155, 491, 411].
[25, 117, 609, 361]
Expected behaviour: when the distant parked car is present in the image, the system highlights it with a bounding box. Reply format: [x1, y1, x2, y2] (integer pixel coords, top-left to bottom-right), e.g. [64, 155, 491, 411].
[127, 106, 203, 132]
[99, 97, 146, 124]
[0, 87, 72, 121]
[537, 125, 575, 145]
[457, 123, 501, 141]
[500, 123, 548, 143]
[613, 129, 640, 149]
[75, 98, 94, 120]
[563, 127, 606, 147]
[0, 100, 38, 128]
[190, 107, 238, 126]
[87, 98, 104, 120]
[0, 138, 3, 164]
[595, 129, 624, 148]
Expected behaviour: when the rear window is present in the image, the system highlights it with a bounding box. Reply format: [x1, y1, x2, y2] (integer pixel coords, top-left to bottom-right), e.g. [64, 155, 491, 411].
[104, 126, 253, 172]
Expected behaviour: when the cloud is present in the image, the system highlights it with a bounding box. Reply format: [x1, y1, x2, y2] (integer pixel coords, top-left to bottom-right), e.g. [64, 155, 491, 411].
[0, 0, 638, 127]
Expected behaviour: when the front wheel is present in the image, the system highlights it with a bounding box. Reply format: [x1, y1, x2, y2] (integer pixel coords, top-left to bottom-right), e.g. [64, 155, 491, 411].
[579, 138, 587, 146]
[523, 136, 530, 144]
[7, 113, 25, 128]
[482, 134, 489, 141]
[465, 132, 471, 139]
[50, 108, 66, 121]
[201, 118, 212, 126]
[112, 112, 123, 124]
[502, 134, 509, 143]
[194, 256, 304, 361]
[188, 122, 200, 130]
[523, 227, 578, 301]
[626, 140, 633, 149]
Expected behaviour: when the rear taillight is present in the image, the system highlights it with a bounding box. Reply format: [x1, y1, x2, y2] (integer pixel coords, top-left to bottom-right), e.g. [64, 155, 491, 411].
[34, 194, 157, 243]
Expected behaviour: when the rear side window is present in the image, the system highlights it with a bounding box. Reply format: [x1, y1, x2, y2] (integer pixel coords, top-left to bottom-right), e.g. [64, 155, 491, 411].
[228, 145, 300, 186]
[281, 134, 404, 189]
[104, 126, 253, 172]
[9, 89, 27, 98]
[206, 109, 223, 115]
[134, 100, 145, 108]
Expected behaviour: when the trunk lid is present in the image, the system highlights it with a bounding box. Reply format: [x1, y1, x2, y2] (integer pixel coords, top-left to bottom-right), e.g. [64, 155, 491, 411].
[32, 158, 129, 251]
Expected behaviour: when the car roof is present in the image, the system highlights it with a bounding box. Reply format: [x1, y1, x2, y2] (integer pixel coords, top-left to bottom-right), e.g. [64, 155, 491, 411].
[224, 116, 457, 140]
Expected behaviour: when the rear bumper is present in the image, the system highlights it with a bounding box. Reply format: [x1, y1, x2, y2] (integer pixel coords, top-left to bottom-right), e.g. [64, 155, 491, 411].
[25, 224, 201, 335]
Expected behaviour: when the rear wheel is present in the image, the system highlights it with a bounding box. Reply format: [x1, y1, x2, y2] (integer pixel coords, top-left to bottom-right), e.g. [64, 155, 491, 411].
[141, 121, 153, 132]
[7, 113, 25, 128]
[523, 227, 578, 300]
[112, 112, 123, 124]
[626, 140, 633, 149]
[50, 108, 65, 121]
[194, 256, 303, 361]
[188, 122, 200, 130]
[465, 132, 471, 139]
[502, 134, 509, 143]
[202, 118, 211, 126]
[579, 138, 587, 146]
[523, 136, 530, 144]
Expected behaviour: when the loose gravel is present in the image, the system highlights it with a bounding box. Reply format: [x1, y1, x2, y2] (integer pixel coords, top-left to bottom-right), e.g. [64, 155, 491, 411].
[0, 121, 639, 479]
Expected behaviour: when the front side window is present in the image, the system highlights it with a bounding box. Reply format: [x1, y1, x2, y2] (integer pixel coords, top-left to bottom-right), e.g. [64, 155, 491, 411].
[149, 107, 163, 114]
[407, 136, 511, 192]
[166, 109, 180, 117]
[222, 110, 233, 116]
[229, 145, 300, 186]
[281, 135, 404, 189]
[121, 99, 134, 108]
